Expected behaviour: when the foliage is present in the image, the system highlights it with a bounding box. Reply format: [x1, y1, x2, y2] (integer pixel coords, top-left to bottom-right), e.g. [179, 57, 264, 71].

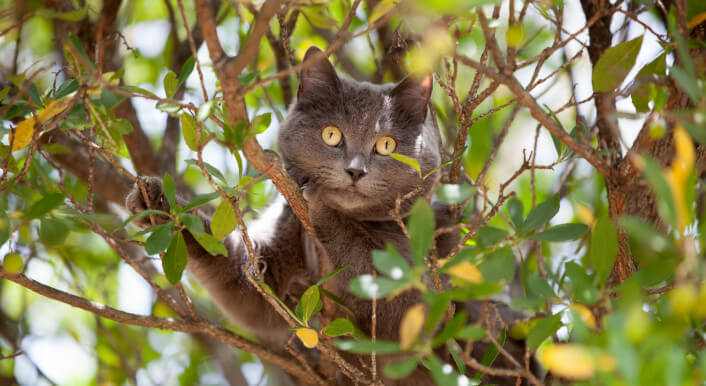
[0, 0, 705, 384]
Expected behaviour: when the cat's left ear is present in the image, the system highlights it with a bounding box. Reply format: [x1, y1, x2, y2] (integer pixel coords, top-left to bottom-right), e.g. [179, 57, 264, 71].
[298, 46, 342, 103]
[390, 75, 433, 123]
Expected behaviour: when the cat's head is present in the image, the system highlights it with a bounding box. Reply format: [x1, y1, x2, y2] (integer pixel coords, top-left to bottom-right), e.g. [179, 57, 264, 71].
[278, 46, 441, 221]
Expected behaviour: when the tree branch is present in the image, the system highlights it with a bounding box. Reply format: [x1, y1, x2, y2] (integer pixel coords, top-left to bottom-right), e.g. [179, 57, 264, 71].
[0, 268, 325, 385]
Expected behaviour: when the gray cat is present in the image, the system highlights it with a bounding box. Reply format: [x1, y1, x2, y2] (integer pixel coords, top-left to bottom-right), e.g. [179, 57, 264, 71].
[126, 46, 536, 385]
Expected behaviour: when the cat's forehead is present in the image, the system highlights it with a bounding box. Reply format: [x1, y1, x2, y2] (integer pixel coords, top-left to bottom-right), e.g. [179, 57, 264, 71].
[338, 80, 387, 126]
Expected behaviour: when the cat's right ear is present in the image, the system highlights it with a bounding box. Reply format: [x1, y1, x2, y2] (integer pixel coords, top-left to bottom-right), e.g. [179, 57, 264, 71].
[298, 46, 341, 103]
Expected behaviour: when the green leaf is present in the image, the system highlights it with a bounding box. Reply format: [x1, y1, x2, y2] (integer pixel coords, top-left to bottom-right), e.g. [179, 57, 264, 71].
[423, 146, 466, 179]
[196, 100, 215, 122]
[518, 195, 559, 234]
[479, 247, 515, 283]
[191, 231, 227, 256]
[248, 112, 271, 138]
[424, 292, 452, 333]
[473, 328, 505, 380]
[642, 156, 676, 228]
[162, 173, 176, 210]
[163, 231, 188, 284]
[316, 265, 348, 286]
[163, 71, 178, 98]
[323, 318, 354, 337]
[211, 199, 237, 240]
[372, 244, 411, 281]
[185, 159, 227, 183]
[180, 113, 198, 151]
[320, 288, 355, 317]
[298, 286, 321, 323]
[447, 340, 466, 374]
[24, 193, 65, 219]
[527, 313, 562, 349]
[564, 261, 599, 305]
[435, 183, 476, 205]
[507, 198, 524, 228]
[407, 199, 435, 266]
[383, 357, 419, 379]
[593, 36, 643, 92]
[631, 53, 667, 112]
[39, 218, 70, 245]
[117, 209, 169, 230]
[68, 35, 96, 69]
[349, 274, 406, 299]
[457, 324, 486, 340]
[369, 0, 397, 23]
[54, 78, 79, 99]
[432, 310, 467, 347]
[619, 216, 670, 253]
[257, 280, 302, 325]
[390, 153, 421, 178]
[526, 273, 555, 298]
[589, 215, 618, 285]
[477, 226, 508, 248]
[177, 57, 195, 88]
[683, 122, 706, 145]
[301, 5, 337, 28]
[145, 223, 174, 255]
[671, 66, 701, 103]
[334, 339, 401, 354]
[156, 101, 181, 116]
[54, 7, 88, 22]
[178, 214, 203, 235]
[182, 191, 220, 212]
[239, 70, 260, 86]
[418, 0, 501, 13]
[528, 223, 589, 242]
[121, 85, 157, 98]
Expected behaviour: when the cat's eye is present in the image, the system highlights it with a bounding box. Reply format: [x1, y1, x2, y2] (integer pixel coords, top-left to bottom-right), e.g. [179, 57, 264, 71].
[322, 126, 342, 146]
[375, 136, 396, 155]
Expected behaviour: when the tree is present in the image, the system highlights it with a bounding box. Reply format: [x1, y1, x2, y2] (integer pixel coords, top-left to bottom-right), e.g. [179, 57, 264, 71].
[0, 0, 705, 384]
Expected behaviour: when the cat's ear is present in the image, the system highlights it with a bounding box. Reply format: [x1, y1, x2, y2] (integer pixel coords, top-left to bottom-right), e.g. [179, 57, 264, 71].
[298, 46, 341, 102]
[390, 75, 433, 123]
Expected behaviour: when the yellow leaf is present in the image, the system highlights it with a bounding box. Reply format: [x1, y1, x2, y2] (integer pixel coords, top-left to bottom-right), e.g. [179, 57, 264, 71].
[688, 12, 706, 29]
[399, 303, 426, 349]
[296, 328, 319, 349]
[569, 304, 596, 329]
[665, 126, 695, 233]
[669, 285, 697, 317]
[11, 98, 72, 151]
[671, 126, 695, 184]
[538, 344, 595, 380]
[369, 0, 397, 24]
[576, 204, 594, 226]
[597, 354, 616, 372]
[506, 25, 525, 47]
[509, 319, 537, 340]
[447, 261, 483, 284]
[11, 116, 36, 151]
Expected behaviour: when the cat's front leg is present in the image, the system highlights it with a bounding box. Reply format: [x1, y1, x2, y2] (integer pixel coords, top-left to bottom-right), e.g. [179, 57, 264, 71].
[126, 178, 310, 348]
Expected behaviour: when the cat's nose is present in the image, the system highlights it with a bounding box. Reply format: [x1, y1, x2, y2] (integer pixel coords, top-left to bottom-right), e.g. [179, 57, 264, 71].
[345, 154, 367, 182]
[345, 167, 367, 181]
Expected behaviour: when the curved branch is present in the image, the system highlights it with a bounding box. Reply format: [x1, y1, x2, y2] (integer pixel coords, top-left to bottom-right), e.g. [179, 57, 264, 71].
[0, 268, 325, 385]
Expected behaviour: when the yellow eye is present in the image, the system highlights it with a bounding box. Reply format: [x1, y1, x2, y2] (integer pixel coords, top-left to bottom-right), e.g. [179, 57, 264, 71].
[375, 136, 396, 155]
[321, 126, 342, 146]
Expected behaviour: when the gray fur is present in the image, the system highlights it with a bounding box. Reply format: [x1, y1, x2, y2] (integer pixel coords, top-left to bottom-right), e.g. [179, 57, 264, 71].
[126, 46, 535, 385]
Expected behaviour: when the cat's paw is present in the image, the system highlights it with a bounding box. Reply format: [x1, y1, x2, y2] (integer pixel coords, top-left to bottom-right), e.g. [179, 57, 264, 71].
[125, 176, 171, 227]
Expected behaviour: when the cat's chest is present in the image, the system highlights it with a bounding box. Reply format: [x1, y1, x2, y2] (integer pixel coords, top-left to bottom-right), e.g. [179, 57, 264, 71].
[302, 215, 412, 284]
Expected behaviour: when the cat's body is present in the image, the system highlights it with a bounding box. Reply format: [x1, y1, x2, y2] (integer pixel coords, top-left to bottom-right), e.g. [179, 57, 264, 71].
[127, 47, 536, 385]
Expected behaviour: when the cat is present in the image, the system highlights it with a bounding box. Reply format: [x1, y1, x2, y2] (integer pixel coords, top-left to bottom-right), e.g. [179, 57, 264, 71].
[126, 46, 536, 385]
